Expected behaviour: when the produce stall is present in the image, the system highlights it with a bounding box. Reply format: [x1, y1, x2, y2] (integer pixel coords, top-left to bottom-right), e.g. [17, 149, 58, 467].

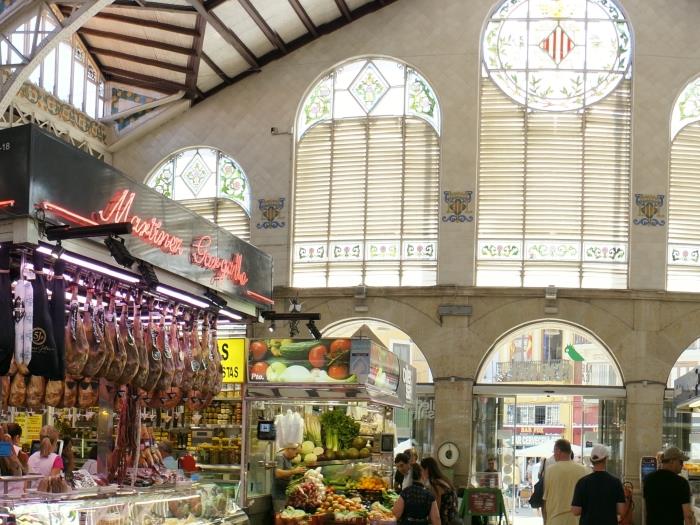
[0, 124, 274, 523]
[243, 337, 416, 525]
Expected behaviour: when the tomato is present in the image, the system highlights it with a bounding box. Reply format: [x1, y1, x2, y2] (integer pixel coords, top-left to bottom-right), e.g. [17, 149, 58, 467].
[329, 339, 351, 356]
[328, 363, 349, 380]
[250, 340, 268, 361]
[308, 344, 328, 368]
[250, 361, 269, 381]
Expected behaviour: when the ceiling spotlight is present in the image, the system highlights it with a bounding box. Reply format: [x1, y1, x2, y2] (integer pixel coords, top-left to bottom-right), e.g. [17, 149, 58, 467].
[137, 260, 159, 290]
[307, 320, 321, 340]
[205, 289, 228, 309]
[268, 321, 276, 333]
[104, 235, 135, 268]
[50, 242, 65, 259]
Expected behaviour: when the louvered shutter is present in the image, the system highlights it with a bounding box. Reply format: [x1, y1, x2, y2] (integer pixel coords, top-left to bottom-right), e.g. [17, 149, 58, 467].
[293, 116, 439, 287]
[476, 79, 630, 288]
[668, 122, 700, 291]
[180, 198, 250, 242]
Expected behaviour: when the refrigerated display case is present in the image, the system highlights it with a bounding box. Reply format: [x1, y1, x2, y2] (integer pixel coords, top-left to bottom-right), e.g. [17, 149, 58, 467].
[241, 338, 416, 525]
[0, 483, 248, 524]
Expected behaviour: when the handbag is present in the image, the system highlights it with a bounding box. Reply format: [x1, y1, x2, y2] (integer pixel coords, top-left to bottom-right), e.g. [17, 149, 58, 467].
[528, 459, 546, 509]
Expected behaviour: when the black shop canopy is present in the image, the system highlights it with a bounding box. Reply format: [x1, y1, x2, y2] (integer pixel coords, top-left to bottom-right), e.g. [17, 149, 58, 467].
[0, 124, 273, 319]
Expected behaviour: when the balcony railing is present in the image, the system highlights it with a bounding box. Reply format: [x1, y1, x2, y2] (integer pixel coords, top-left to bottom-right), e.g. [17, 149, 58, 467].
[495, 360, 618, 385]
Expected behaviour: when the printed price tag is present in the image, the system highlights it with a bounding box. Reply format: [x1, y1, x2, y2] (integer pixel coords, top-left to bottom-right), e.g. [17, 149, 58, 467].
[218, 338, 245, 383]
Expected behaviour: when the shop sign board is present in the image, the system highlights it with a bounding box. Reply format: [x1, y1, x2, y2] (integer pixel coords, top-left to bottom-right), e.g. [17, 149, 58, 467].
[14, 413, 42, 444]
[468, 490, 498, 515]
[217, 338, 245, 383]
[0, 125, 273, 308]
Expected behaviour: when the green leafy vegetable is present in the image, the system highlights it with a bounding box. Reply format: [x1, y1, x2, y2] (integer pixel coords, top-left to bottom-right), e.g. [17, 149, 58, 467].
[320, 408, 360, 450]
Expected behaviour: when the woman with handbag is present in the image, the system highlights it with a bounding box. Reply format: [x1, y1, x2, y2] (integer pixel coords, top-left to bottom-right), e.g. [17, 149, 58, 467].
[421, 457, 461, 525]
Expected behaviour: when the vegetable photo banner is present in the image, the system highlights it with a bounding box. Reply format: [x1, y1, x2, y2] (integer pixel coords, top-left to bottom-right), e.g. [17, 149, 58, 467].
[246, 338, 414, 398]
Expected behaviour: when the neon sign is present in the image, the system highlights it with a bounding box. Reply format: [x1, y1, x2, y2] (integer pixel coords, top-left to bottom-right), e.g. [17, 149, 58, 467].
[94, 190, 184, 256]
[191, 236, 248, 286]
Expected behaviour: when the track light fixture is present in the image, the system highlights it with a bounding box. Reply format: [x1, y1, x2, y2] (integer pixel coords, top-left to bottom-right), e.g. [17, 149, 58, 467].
[50, 241, 65, 259]
[205, 289, 228, 309]
[268, 321, 276, 333]
[307, 320, 321, 340]
[137, 260, 159, 290]
[45, 222, 132, 241]
[104, 235, 136, 268]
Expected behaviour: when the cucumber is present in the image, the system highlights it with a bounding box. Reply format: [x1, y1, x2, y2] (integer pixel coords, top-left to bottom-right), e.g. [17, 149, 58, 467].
[279, 340, 322, 361]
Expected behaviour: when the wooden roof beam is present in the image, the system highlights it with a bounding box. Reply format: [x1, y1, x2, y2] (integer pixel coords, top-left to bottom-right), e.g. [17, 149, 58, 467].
[287, 0, 317, 37]
[102, 66, 189, 91]
[106, 74, 180, 95]
[79, 27, 197, 55]
[110, 0, 197, 12]
[238, 0, 286, 53]
[201, 52, 231, 84]
[184, 0, 259, 69]
[186, 15, 206, 100]
[334, 0, 352, 22]
[88, 11, 200, 36]
[88, 46, 192, 74]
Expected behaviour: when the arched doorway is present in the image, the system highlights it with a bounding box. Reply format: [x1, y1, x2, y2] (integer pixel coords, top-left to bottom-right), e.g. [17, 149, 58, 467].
[322, 318, 435, 456]
[473, 320, 625, 525]
[663, 339, 700, 456]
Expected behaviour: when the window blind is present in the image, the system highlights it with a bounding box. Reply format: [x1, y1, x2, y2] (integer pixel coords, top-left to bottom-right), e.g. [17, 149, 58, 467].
[292, 116, 439, 287]
[476, 79, 631, 288]
[179, 198, 251, 242]
[668, 122, 700, 291]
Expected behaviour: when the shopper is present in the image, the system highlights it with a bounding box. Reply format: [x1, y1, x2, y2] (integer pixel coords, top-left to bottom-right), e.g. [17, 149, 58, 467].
[6, 422, 28, 473]
[392, 463, 441, 525]
[618, 481, 635, 525]
[28, 425, 63, 477]
[542, 439, 588, 525]
[82, 446, 98, 475]
[570, 444, 625, 525]
[394, 452, 411, 491]
[159, 441, 178, 470]
[643, 446, 694, 525]
[406, 448, 419, 465]
[61, 436, 75, 480]
[420, 457, 458, 524]
[273, 443, 305, 512]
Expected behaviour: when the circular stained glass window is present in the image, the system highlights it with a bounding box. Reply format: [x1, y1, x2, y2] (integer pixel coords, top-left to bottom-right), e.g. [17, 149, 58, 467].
[482, 0, 632, 112]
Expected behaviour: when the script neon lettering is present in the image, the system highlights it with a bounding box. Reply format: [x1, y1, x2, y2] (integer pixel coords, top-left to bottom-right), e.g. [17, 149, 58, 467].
[191, 236, 248, 286]
[94, 190, 184, 256]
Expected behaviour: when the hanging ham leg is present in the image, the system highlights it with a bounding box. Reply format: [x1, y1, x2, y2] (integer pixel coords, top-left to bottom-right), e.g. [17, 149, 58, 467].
[179, 311, 195, 395]
[154, 308, 174, 392]
[142, 300, 163, 392]
[65, 283, 89, 376]
[104, 290, 127, 382]
[81, 285, 108, 377]
[131, 294, 150, 389]
[117, 298, 139, 385]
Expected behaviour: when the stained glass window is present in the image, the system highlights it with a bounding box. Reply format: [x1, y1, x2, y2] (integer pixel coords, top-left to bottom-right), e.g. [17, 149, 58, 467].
[668, 76, 700, 291]
[482, 0, 632, 112]
[293, 57, 440, 287]
[296, 58, 440, 138]
[476, 0, 632, 289]
[146, 147, 251, 241]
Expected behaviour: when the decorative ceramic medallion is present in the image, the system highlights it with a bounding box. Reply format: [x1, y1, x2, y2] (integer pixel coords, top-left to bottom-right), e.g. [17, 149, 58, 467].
[483, 0, 632, 111]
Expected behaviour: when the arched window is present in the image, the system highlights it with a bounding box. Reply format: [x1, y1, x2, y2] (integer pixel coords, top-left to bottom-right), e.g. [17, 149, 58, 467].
[292, 57, 441, 288]
[476, 0, 633, 288]
[146, 147, 251, 241]
[668, 78, 700, 291]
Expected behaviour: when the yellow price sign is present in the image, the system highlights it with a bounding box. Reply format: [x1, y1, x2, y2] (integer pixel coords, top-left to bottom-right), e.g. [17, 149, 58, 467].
[15, 414, 42, 444]
[218, 338, 245, 383]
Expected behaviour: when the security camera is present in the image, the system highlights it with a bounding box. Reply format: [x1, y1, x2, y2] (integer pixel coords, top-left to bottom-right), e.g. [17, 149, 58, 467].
[271, 127, 278, 134]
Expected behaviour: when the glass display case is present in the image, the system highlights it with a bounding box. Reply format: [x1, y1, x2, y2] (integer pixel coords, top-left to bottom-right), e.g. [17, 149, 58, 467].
[0, 483, 248, 525]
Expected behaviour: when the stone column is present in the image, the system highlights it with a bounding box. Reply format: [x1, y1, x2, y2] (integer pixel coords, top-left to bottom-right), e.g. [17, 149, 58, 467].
[624, 381, 666, 524]
[434, 377, 474, 486]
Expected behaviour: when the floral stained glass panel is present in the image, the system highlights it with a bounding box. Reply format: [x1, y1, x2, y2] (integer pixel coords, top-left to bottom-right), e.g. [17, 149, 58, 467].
[350, 62, 390, 113]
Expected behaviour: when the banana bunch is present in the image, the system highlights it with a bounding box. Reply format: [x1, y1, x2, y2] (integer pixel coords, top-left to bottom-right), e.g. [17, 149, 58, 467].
[304, 413, 322, 446]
